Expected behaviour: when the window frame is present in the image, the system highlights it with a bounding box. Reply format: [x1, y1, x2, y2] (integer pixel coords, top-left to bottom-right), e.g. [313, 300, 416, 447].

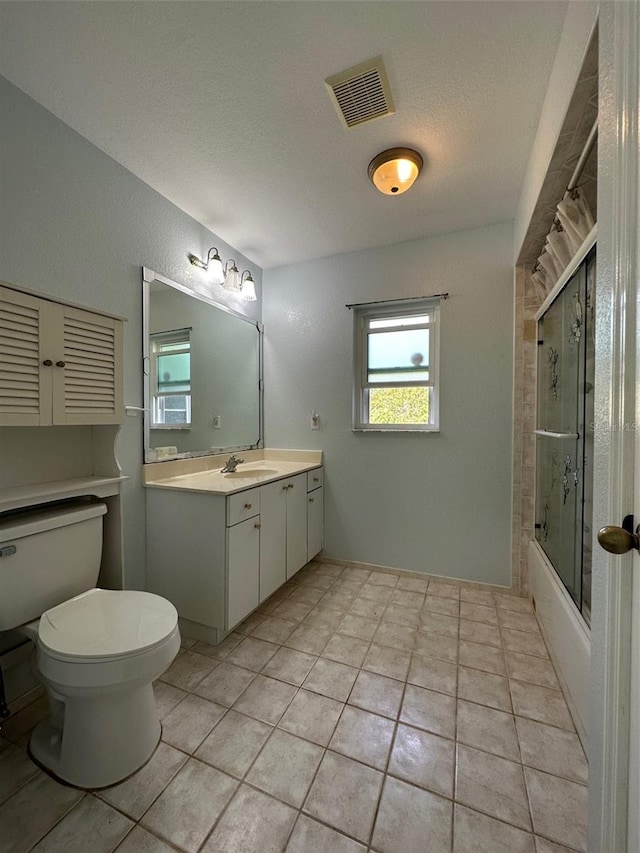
[352, 299, 440, 432]
[150, 328, 192, 429]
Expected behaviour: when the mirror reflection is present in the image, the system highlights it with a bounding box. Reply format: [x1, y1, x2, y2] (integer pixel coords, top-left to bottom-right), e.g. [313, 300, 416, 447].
[143, 270, 262, 462]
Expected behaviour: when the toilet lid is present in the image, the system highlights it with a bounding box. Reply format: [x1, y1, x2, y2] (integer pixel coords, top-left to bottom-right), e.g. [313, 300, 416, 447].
[38, 589, 178, 661]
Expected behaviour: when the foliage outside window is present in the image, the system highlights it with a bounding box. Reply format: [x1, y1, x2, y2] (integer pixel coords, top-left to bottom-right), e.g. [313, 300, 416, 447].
[151, 329, 192, 428]
[352, 300, 440, 431]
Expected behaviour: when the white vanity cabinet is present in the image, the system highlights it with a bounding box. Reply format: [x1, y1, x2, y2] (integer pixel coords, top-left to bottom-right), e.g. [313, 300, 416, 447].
[146, 465, 324, 642]
[259, 473, 307, 601]
[226, 490, 261, 626]
[307, 470, 324, 561]
[0, 284, 124, 426]
[227, 515, 261, 629]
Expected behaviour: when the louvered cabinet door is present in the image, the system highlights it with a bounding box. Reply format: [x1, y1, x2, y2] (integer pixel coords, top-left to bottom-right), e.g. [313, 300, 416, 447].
[53, 305, 123, 425]
[0, 285, 53, 425]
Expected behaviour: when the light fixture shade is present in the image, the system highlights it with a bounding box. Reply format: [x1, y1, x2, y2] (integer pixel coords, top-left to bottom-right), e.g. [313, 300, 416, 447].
[189, 247, 225, 285]
[208, 251, 224, 285]
[223, 261, 241, 291]
[240, 271, 257, 302]
[368, 147, 423, 195]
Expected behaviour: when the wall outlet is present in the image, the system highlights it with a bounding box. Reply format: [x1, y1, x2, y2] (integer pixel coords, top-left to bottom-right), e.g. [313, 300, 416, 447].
[213, 415, 221, 429]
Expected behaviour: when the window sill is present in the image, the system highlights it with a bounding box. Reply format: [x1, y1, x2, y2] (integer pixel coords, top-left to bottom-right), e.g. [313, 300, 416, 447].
[352, 427, 440, 433]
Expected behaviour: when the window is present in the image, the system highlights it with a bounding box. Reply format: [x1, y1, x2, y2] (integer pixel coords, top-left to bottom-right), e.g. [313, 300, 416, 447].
[352, 300, 440, 431]
[150, 329, 192, 428]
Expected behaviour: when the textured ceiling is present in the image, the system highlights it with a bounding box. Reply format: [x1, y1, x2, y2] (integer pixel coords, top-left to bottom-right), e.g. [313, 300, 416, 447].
[0, 1, 568, 269]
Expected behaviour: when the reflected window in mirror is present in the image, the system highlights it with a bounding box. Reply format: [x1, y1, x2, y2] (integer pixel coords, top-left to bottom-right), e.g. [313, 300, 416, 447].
[151, 329, 191, 428]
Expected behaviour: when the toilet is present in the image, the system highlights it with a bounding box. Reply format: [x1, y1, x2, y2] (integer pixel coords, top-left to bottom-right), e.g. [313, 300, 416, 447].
[0, 499, 180, 789]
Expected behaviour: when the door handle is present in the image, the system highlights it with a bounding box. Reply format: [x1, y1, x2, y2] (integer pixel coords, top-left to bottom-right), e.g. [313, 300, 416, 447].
[597, 525, 640, 554]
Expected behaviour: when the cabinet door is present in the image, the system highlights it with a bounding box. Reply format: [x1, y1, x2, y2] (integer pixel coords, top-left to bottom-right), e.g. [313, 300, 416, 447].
[53, 305, 123, 425]
[0, 286, 53, 426]
[307, 486, 324, 560]
[259, 480, 287, 602]
[286, 474, 308, 579]
[227, 517, 260, 629]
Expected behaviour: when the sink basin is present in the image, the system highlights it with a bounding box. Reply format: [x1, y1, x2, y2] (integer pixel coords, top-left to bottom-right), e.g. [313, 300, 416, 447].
[222, 468, 280, 478]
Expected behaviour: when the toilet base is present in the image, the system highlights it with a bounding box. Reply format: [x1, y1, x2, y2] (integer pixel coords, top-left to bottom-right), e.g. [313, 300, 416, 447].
[30, 682, 162, 789]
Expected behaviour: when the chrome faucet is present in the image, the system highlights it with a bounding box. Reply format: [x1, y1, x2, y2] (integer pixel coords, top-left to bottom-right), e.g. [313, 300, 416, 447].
[221, 454, 244, 473]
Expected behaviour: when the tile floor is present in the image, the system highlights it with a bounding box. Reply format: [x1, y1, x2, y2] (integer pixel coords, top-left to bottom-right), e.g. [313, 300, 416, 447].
[0, 561, 588, 853]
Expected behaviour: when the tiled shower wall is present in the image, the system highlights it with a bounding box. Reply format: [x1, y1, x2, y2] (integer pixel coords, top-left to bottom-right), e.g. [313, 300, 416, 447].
[512, 267, 542, 596]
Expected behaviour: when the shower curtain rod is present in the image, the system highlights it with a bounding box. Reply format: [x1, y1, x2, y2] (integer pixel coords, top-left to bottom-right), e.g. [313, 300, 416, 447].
[567, 118, 598, 192]
[345, 294, 449, 309]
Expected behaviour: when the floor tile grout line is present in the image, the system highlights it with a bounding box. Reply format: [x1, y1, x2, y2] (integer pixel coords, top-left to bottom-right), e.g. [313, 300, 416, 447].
[365, 674, 409, 849]
[96, 736, 190, 823]
[23, 790, 88, 853]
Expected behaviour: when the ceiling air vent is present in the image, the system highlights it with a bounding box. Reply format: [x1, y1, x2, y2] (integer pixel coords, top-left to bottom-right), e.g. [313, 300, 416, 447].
[326, 56, 395, 129]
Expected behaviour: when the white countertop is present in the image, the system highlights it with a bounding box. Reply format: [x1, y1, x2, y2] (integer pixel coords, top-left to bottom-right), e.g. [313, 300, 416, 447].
[143, 450, 322, 496]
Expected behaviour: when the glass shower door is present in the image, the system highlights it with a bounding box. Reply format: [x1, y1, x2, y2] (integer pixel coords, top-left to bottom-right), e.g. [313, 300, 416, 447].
[535, 261, 587, 611]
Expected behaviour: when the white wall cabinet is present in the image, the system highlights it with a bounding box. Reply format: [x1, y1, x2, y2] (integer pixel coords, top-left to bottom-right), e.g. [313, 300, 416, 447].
[0, 284, 123, 426]
[146, 466, 324, 642]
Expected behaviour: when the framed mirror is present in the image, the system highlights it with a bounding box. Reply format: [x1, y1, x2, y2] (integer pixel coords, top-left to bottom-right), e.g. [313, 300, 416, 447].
[142, 268, 263, 463]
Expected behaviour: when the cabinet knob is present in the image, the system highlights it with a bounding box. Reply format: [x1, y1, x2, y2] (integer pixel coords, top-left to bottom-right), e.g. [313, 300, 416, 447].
[288, 484, 294, 489]
[282, 485, 288, 491]
[244, 503, 252, 509]
[309, 497, 314, 503]
[313, 477, 319, 482]
[55, 360, 66, 368]
[254, 522, 261, 529]
[42, 359, 53, 366]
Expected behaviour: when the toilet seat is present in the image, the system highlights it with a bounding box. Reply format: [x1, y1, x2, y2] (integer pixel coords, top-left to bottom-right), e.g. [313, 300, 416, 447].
[38, 588, 178, 663]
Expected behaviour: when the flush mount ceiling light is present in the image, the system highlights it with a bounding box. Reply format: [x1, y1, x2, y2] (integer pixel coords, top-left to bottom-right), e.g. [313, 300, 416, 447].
[188, 247, 224, 284]
[368, 148, 423, 196]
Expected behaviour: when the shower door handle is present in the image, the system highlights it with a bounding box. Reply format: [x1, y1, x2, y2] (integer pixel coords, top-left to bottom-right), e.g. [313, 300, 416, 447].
[597, 525, 640, 554]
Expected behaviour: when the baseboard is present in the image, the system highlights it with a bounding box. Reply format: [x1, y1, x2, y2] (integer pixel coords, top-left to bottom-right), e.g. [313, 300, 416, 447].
[318, 553, 513, 596]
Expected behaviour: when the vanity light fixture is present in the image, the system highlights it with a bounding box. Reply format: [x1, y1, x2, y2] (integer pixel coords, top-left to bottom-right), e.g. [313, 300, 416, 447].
[368, 147, 423, 196]
[240, 270, 257, 302]
[223, 259, 241, 291]
[188, 247, 225, 284]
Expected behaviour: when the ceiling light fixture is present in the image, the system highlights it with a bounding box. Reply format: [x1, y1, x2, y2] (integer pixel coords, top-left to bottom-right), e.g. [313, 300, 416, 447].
[223, 259, 241, 292]
[188, 247, 224, 284]
[368, 148, 423, 196]
[240, 271, 257, 302]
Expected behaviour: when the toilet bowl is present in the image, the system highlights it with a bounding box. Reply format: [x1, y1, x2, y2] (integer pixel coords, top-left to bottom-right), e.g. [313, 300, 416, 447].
[0, 500, 180, 788]
[23, 588, 179, 788]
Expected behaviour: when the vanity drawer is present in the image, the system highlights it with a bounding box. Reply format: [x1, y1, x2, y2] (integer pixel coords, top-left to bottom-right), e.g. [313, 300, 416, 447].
[307, 469, 323, 492]
[227, 489, 261, 526]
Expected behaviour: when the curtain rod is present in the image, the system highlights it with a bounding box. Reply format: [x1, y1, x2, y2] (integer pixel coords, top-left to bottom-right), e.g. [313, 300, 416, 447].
[345, 293, 449, 309]
[567, 118, 598, 192]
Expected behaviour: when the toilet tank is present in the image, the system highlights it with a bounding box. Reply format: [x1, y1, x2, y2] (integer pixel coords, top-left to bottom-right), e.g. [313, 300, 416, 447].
[0, 500, 107, 632]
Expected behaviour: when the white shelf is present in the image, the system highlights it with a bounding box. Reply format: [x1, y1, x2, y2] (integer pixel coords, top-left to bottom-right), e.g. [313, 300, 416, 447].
[0, 476, 126, 514]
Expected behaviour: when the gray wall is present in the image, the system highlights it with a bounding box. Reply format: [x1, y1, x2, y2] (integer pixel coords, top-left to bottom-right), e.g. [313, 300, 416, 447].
[0, 75, 262, 590]
[263, 222, 514, 586]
